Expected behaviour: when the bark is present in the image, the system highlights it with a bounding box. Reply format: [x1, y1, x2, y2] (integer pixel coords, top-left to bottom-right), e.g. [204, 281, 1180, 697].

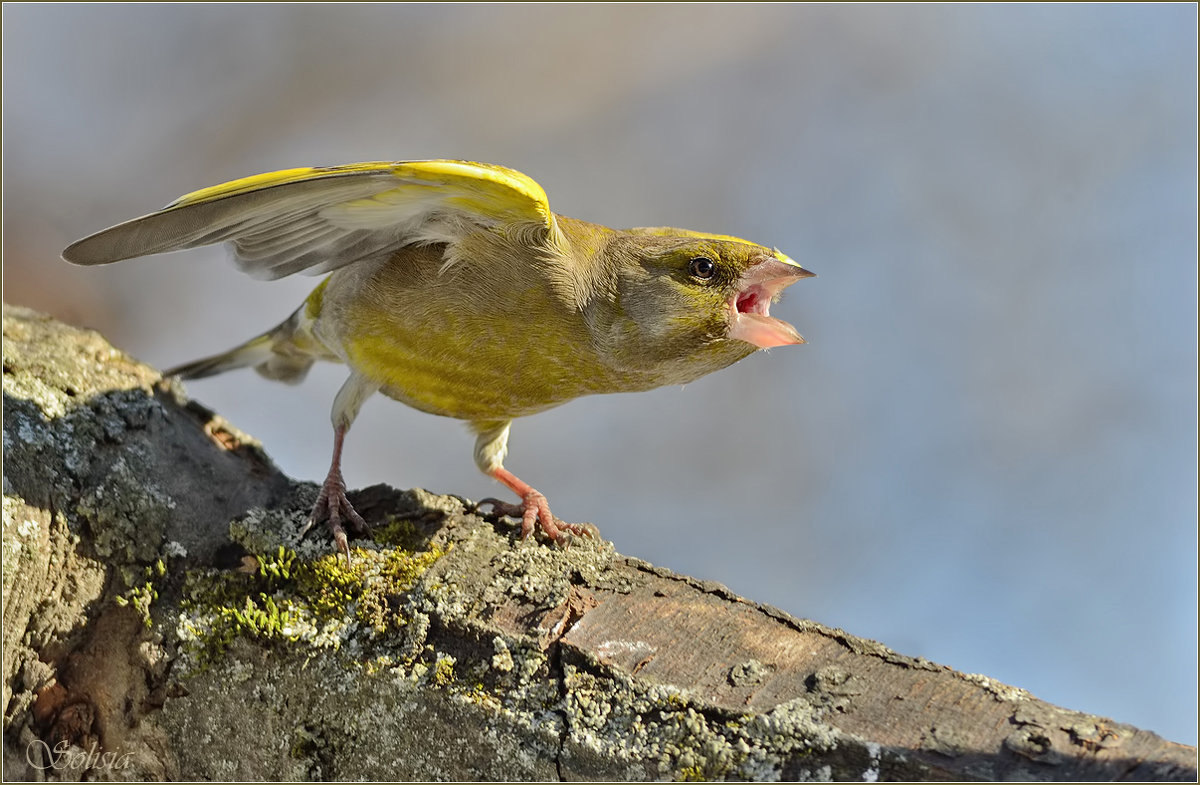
[2, 303, 1195, 782]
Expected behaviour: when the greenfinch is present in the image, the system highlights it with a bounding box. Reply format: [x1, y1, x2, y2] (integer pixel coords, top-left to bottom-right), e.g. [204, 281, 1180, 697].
[63, 160, 814, 558]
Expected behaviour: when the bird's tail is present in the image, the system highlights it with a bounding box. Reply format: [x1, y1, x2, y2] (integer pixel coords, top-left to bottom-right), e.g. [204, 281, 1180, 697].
[163, 308, 327, 384]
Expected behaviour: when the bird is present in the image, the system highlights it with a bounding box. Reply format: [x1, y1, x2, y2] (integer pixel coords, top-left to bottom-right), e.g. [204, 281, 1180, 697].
[63, 159, 814, 559]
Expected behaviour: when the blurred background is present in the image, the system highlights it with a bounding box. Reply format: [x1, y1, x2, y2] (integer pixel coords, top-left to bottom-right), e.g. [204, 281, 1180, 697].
[4, 4, 1196, 745]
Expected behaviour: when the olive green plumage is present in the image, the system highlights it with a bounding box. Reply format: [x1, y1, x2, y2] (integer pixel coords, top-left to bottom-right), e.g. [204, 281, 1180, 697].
[63, 160, 813, 554]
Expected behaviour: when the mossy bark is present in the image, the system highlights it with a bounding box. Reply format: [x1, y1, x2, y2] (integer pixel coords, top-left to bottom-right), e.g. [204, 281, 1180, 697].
[3, 304, 1195, 782]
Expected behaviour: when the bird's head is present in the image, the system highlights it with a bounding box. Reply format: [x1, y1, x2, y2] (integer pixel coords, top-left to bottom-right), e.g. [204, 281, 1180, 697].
[588, 227, 814, 385]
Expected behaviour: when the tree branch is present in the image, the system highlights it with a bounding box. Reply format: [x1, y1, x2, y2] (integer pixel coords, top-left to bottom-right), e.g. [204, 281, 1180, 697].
[3, 304, 1194, 781]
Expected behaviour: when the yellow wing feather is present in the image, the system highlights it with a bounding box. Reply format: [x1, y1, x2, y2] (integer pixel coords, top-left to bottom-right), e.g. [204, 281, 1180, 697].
[169, 160, 553, 227]
[64, 160, 559, 279]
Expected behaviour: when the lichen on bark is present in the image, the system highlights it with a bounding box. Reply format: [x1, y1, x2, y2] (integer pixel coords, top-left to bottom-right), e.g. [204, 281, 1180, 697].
[4, 304, 1196, 782]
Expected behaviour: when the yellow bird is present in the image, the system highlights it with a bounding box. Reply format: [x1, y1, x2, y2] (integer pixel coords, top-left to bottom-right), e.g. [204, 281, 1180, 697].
[64, 160, 814, 558]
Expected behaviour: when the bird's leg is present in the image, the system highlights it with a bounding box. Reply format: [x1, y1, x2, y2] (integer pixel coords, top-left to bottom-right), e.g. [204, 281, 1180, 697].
[300, 372, 379, 562]
[482, 467, 597, 546]
[470, 421, 597, 547]
[302, 424, 370, 563]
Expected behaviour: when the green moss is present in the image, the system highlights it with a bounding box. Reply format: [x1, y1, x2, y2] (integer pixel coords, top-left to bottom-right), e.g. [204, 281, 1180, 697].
[291, 550, 370, 624]
[370, 515, 428, 550]
[255, 546, 297, 582]
[115, 558, 169, 628]
[177, 542, 449, 670]
[224, 594, 302, 639]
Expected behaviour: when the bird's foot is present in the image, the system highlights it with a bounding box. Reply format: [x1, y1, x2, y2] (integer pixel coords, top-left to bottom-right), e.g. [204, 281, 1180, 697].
[473, 494, 597, 548]
[300, 470, 370, 563]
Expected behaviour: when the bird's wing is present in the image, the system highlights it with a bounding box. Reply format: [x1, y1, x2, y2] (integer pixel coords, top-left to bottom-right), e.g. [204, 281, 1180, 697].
[63, 160, 562, 279]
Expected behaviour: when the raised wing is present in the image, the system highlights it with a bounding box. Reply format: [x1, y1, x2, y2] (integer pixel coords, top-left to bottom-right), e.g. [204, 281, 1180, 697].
[63, 160, 561, 279]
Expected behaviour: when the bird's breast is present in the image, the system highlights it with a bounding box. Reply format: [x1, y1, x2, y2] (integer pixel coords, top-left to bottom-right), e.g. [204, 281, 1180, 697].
[350, 320, 602, 420]
[334, 276, 628, 422]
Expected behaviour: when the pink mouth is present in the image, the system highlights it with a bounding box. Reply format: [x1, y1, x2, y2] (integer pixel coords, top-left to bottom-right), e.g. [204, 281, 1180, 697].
[727, 257, 813, 348]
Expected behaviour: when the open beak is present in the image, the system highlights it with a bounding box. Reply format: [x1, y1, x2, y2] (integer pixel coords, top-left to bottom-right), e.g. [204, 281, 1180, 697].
[727, 254, 814, 348]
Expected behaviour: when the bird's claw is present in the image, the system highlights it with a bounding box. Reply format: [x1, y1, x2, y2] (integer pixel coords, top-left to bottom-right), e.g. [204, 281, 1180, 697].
[302, 473, 370, 564]
[472, 496, 597, 548]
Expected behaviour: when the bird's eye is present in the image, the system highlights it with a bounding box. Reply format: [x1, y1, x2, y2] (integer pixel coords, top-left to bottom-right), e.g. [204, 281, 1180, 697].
[688, 257, 716, 280]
